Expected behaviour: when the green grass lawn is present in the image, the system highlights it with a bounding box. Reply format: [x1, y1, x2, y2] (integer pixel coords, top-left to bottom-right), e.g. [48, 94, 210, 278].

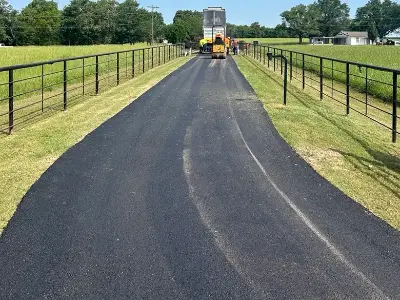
[0, 44, 153, 67]
[278, 44, 400, 69]
[234, 55, 400, 230]
[0, 56, 190, 234]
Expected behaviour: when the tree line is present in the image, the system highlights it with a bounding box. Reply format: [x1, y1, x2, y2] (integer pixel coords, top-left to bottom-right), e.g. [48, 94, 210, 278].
[1, 0, 399, 46]
[281, 0, 400, 43]
[0, 0, 164, 45]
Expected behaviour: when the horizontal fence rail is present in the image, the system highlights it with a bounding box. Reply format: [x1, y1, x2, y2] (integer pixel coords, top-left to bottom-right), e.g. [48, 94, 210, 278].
[244, 44, 399, 143]
[0, 44, 185, 134]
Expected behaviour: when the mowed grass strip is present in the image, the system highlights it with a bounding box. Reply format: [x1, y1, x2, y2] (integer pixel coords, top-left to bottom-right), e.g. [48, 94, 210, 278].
[0, 56, 190, 233]
[234, 55, 400, 230]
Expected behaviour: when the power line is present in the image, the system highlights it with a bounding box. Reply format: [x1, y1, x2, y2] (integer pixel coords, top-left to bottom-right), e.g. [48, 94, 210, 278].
[147, 5, 159, 44]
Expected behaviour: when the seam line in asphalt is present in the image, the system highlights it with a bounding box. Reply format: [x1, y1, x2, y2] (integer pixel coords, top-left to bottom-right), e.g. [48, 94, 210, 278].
[228, 101, 389, 300]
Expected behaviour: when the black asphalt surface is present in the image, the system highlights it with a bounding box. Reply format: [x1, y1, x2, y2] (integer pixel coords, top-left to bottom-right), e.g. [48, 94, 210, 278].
[1, 55, 399, 299]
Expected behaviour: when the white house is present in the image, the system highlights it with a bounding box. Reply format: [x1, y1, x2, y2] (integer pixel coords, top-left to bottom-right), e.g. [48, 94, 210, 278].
[333, 31, 371, 45]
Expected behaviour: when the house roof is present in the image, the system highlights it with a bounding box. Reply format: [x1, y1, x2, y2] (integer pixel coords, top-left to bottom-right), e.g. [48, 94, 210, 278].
[335, 31, 369, 38]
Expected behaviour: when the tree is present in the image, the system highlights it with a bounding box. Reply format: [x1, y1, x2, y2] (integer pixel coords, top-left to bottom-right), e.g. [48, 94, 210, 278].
[60, 0, 97, 45]
[114, 0, 140, 44]
[170, 10, 202, 42]
[17, 0, 61, 45]
[92, 0, 118, 44]
[353, 0, 400, 41]
[315, 0, 350, 36]
[281, 4, 319, 43]
[0, 0, 19, 45]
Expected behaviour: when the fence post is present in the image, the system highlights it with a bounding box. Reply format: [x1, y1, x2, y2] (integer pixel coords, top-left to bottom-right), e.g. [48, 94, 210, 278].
[169, 45, 171, 61]
[302, 54, 305, 89]
[8, 69, 13, 134]
[117, 52, 120, 85]
[253, 44, 255, 58]
[95, 55, 99, 95]
[346, 62, 350, 115]
[164, 45, 166, 64]
[281, 49, 283, 75]
[42, 65, 44, 111]
[267, 47, 270, 68]
[142, 49, 145, 74]
[290, 51, 293, 81]
[132, 50, 135, 78]
[63, 60, 67, 110]
[151, 47, 154, 69]
[393, 72, 398, 143]
[158, 46, 161, 66]
[82, 58, 85, 95]
[320, 57, 323, 100]
[274, 48, 276, 72]
[263, 46, 265, 65]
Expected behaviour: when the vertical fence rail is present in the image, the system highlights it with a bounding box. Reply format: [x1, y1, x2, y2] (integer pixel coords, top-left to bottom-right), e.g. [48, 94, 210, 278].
[320, 57, 323, 100]
[63, 60, 67, 111]
[393, 72, 398, 143]
[41, 65, 44, 111]
[142, 49, 145, 74]
[302, 54, 305, 89]
[95, 55, 99, 95]
[82, 58, 85, 96]
[289, 51, 293, 81]
[346, 62, 350, 115]
[8, 69, 13, 134]
[117, 52, 120, 85]
[132, 50, 135, 78]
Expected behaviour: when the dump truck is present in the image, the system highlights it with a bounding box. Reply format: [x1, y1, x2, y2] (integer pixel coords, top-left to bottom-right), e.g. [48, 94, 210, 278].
[202, 7, 228, 59]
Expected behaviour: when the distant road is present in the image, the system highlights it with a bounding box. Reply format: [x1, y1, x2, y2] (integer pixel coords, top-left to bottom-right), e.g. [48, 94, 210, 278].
[0, 55, 399, 299]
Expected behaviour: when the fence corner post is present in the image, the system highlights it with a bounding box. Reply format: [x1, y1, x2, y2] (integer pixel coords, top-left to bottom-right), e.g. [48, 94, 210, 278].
[393, 72, 398, 143]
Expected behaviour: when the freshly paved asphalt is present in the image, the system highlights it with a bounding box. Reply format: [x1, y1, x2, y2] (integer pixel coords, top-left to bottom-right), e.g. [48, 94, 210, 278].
[0, 55, 399, 299]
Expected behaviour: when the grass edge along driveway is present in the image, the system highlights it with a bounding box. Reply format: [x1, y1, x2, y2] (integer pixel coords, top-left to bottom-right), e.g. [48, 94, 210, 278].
[234, 55, 400, 230]
[0, 56, 190, 234]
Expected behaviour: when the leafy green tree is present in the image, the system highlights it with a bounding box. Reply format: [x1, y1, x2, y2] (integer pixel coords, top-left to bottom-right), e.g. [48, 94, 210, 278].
[92, 0, 118, 44]
[114, 0, 140, 44]
[60, 0, 97, 45]
[17, 0, 61, 45]
[0, 0, 18, 45]
[315, 0, 350, 36]
[353, 0, 400, 41]
[171, 10, 202, 42]
[281, 4, 320, 43]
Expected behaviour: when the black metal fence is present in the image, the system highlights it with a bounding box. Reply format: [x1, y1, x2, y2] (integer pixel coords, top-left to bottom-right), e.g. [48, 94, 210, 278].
[0, 44, 184, 133]
[244, 44, 399, 143]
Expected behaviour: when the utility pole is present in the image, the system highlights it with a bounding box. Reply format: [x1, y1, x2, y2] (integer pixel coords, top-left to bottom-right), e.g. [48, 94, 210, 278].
[147, 5, 159, 45]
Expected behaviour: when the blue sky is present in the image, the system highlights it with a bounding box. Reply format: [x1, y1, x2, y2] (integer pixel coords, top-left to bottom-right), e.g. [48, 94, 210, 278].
[9, 0, 369, 27]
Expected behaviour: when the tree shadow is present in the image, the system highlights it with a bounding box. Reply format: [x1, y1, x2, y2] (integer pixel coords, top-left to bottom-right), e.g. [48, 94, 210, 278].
[332, 148, 400, 199]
